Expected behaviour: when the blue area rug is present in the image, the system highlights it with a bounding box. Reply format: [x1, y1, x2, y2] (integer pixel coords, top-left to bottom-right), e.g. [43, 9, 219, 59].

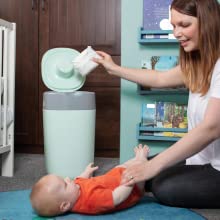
[0, 189, 205, 220]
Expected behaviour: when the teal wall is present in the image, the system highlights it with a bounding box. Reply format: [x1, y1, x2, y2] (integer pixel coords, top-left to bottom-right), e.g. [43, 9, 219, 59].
[120, 0, 188, 162]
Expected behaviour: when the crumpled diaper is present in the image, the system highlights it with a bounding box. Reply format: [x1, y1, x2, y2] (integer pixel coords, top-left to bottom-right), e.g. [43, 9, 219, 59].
[72, 46, 102, 76]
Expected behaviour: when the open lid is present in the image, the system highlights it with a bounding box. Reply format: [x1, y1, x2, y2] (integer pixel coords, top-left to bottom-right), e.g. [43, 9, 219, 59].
[41, 48, 86, 92]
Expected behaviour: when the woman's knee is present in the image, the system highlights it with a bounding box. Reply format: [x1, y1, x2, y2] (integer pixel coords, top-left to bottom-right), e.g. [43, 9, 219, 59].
[151, 173, 177, 206]
[150, 164, 220, 208]
[150, 167, 188, 207]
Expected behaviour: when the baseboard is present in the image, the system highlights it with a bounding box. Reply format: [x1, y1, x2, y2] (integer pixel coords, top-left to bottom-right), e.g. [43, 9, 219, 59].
[15, 145, 119, 158]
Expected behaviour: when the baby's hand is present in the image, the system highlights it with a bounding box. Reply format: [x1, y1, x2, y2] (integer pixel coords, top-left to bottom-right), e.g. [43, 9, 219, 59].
[85, 162, 99, 177]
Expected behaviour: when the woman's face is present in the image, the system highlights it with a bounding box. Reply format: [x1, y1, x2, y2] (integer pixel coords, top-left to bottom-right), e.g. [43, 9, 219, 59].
[171, 8, 199, 52]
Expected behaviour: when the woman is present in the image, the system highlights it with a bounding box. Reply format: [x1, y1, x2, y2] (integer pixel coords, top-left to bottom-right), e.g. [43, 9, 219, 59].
[94, 0, 220, 208]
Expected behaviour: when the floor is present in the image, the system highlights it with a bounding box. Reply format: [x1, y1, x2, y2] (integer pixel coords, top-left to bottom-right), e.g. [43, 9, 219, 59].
[0, 153, 220, 220]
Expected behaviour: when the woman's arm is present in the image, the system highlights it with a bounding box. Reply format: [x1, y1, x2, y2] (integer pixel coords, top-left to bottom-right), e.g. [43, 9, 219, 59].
[153, 97, 220, 172]
[122, 97, 220, 184]
[94, 51, 185, 88]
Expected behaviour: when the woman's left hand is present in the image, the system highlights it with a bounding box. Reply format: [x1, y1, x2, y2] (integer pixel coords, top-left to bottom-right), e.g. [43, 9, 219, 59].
[121, 160, 147, 185]
[121, 160, 156, 186]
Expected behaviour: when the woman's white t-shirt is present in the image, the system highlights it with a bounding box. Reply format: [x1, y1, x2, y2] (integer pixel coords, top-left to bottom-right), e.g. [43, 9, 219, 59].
[186, 59, 220, 171]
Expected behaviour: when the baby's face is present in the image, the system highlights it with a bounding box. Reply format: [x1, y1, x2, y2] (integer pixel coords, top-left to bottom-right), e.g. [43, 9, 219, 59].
[58, 176, 80, 205]
[31, 175, 80, 216]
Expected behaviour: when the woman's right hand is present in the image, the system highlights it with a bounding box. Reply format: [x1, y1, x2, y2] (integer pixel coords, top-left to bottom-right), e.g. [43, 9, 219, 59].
[93, 51, 118, 75]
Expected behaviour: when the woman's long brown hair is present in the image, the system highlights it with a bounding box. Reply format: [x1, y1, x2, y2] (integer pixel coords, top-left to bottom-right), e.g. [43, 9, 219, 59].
[171, 0, 220, 95]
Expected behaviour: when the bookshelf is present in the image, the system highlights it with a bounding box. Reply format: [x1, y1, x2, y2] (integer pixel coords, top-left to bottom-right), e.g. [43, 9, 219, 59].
[140, 0, 178, 43]
[139, 28, 178, 44]
[138, 100, 188, 142]
[120, 0, 187, 163]
[137, 124, 187, 142]
[138, 85, 188, 95]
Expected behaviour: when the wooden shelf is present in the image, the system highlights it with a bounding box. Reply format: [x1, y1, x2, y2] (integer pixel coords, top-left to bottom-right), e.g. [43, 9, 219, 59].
[137, 124, 187, 142]
[139, 27, 178, 44]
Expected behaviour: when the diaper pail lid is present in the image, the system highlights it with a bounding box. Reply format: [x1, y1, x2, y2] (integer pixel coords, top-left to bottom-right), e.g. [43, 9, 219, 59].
[41, 48, 86, 92]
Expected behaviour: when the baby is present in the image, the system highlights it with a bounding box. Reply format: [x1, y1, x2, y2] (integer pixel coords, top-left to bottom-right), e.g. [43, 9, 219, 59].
[30, 145, 149, 217]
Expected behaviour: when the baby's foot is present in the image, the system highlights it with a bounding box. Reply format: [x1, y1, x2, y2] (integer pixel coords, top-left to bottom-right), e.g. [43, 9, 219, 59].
[134, 144, 150, 161]
[134, 144, 141, 159]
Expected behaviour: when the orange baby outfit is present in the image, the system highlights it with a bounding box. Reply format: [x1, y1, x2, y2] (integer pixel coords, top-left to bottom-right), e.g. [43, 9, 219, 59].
[72, 167, 142, 214]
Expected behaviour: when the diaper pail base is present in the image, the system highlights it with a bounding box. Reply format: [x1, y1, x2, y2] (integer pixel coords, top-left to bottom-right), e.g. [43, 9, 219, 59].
[43, 91, 96, 178]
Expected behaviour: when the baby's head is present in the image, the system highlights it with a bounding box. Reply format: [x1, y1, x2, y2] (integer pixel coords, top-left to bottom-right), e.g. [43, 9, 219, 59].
[30, 174, 80, 217]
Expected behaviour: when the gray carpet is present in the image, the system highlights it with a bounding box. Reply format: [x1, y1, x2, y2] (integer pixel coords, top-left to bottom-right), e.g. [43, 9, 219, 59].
[0, 153, 220, 220]
[0, 153, 119, 192]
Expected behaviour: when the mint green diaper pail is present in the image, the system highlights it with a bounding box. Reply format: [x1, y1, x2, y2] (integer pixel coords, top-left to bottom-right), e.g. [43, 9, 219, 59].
[43, 92, 95, 178]
[41, 48, 96, 178]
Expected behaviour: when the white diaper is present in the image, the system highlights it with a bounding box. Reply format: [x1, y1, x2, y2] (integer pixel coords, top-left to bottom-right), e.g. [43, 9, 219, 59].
[72, 46, 102, 76]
